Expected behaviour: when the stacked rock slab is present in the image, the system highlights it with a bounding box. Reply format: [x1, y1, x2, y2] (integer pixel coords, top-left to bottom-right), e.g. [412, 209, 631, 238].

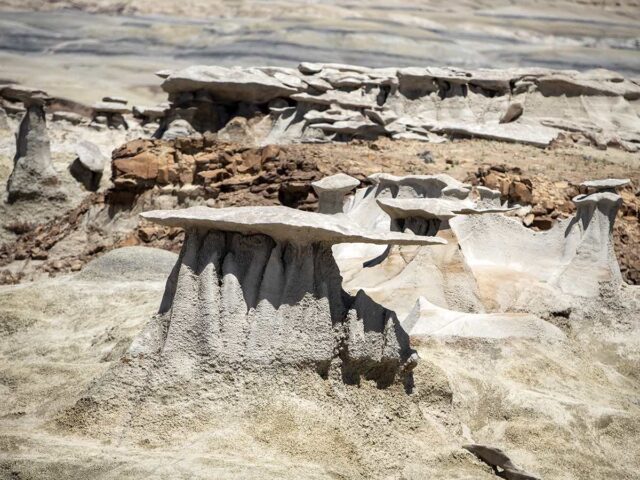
[4, 85, 61, 203]
[156, 63, 640, 151]
[120, 206, 445, 388]
[92, 97, 130, 129]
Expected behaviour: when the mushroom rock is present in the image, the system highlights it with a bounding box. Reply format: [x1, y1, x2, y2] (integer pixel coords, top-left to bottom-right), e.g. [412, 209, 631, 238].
[92, 100, 131, 129]
[580, 178, 630, 192]
[69, 140, 107, 191]
[376, 196, 517, 236]
[337, 175, 490, 318]
[113, 206, 445, 390]
[132, 105, 167, 124]
[404, 297, 564, 341]
[6, 88, 62, 203]
[377, 197, 468, 234]
[351, 195, 515, 317]
[312, 173, 360, 214]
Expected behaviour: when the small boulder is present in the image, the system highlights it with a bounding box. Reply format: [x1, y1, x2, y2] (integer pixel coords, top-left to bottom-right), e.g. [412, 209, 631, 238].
[499, 102, 524, 124]
[69, 140, 107, 191]
[162, 119, 197, 140]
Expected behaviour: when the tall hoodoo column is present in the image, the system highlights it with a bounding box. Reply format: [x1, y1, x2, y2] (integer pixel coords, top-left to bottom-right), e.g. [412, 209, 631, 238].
[137, 205, 445, 387]
[4, 85, 60, 203]
[555, 183, 625, 295]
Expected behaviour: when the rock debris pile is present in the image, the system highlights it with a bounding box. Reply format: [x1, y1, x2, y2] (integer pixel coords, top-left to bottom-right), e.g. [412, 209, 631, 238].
[155, 63, 640, 151]
[109, 137, 325, 208]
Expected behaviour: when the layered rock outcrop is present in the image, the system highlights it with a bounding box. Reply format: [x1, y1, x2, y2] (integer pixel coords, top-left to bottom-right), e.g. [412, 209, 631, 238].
[109, 137, 324, 208]
[155, 64, 640, 151]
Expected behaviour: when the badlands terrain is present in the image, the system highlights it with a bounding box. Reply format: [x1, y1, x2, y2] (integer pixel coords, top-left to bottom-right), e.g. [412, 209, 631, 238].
[0, 1, 639, 480]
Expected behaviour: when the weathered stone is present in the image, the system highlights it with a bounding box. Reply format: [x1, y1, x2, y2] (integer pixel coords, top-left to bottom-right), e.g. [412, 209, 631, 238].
[312, 173, 360, 214]
[69, 140, 107, 191]
[162, 66, 298, 103]
[7, 103, 62, 202]
[499, 102, 524, 123]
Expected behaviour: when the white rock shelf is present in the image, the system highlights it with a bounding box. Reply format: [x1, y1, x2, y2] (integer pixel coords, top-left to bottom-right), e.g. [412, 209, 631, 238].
[141, 205, 447, 246]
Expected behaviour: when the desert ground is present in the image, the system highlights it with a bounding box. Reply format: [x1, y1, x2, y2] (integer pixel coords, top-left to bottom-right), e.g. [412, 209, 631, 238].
[0, 1, 639, 479]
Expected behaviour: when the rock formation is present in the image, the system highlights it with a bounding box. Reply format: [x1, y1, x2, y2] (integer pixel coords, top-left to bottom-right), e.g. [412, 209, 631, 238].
[69, 140, 107, 191]
[97, 205, 444, 391]
[109, 138, 323, 209]
[4, 85, 62, 203]
[0, 105, 9, 130]
[312, 173, 360, 214]
[452, 184, 625, 302]
[154, 63, 640, 151]
[333, 172, 628, 321]
[336, 174, 505, 317]
[91, 96, 130, 129]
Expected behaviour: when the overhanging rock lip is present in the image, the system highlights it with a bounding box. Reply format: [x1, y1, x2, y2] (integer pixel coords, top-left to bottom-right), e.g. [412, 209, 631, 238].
[141, 205, 447, 246]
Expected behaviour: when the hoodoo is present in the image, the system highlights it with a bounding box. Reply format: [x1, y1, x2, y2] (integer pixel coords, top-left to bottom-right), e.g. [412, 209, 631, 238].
[3, 85, 61, 202]
[312, 172, 360, 214]
[122, 205, 445, 387]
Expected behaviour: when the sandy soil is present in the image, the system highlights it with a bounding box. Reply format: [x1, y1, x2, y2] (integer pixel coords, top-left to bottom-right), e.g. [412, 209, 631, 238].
[0, 246, 638, 479]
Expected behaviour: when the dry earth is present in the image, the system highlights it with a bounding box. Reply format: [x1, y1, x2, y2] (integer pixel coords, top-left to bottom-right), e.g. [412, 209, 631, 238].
[0, 247, 638, 479]
[0, 1, 639, 479]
